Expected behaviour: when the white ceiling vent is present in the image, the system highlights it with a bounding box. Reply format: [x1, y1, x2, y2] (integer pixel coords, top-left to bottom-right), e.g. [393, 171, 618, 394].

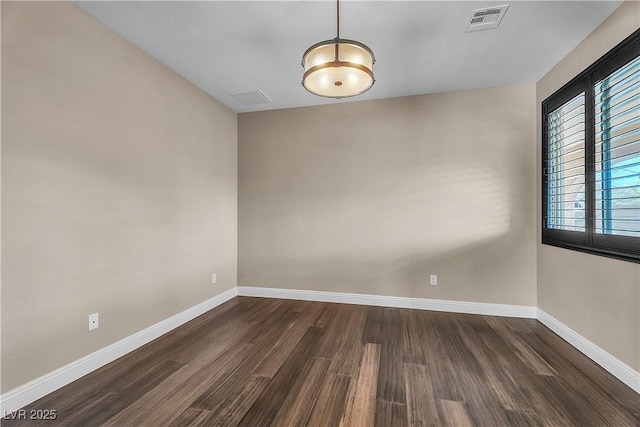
[464, 4, 509, 32]
[230, 90, 273, 106]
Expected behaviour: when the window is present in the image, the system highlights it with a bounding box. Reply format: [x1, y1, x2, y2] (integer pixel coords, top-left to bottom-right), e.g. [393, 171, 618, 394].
[542, 29, 639, 263]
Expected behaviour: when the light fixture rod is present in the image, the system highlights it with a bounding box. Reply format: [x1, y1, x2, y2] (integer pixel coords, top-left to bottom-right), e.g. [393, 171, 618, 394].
[336, 0, 340, 39]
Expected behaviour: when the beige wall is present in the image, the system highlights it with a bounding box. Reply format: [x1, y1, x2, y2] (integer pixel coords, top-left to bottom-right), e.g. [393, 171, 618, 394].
[1, 2, 237, 392]
[239, 85, 537, 306]
[536, 1, 640, 371]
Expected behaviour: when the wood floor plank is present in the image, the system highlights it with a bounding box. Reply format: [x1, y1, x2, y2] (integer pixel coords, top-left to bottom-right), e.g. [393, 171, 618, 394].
[375, 400, 408, 427]
[340, 343, 381, 427]
[523, 332, 640, 426]
[131, 297, 251, 363]
[327, 304, 368, 378]
[530, 322, 640, 421]
[271, 357, 330, 427]
[503, 409, 545, 427]
[237, 326, 325, 427]
[101, 341, 254, 426]
[484, 316, 556, 376]
[60, 359, 185, 426]
[376, 307, 407, 404]
[435, 314, 511, 426]
[168, 407, 216, 427]
[456, 315, 536, 415]
[315, 304, 354, 359]
[190, 308, 303, 412]
[402, 309, 428, 365]
[206, 376, 271, 427]
[167, 317, 253, 364]
[437, 399, 475, 427]
[463, 317, 579, 426]
[252, 302, 324, 377]
[4, 298, 639, 427]
[419, 311, 467, 403]
[535, 374, 611, 426]
[362, 306, 385, 345]
[312, 302, 341, 328]
[242, 297, 283, 324]
[404, 363, 439, 427]
[504, 372, 577, 427]
[307, 374, 351, 427]
[240, 299, 300, 344]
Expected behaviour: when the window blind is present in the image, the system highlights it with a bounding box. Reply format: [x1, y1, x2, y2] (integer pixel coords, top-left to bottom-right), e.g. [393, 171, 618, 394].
[546, 93, 586, 232]
[594, 56, 640, 237]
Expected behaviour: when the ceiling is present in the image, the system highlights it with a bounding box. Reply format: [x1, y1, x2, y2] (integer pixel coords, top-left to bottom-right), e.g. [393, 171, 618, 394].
[73, 1, 623, 113]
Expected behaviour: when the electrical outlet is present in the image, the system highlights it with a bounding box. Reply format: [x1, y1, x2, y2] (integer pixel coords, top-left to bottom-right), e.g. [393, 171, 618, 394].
[89, 313, 99, 331]
[211, 273, 217, 284]
[430, 275, 438, 286]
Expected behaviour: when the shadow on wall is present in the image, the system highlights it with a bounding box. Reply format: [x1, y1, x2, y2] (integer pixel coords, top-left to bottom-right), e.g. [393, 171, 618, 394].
[242, 159, 514, 292]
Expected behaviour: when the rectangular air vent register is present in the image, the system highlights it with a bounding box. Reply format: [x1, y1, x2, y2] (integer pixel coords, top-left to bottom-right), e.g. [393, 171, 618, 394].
[230, 90, 273, 106]
[464, 4, 510, 32]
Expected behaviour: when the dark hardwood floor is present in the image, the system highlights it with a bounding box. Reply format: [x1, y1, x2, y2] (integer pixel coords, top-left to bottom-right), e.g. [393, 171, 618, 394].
[4, 297, 639, 426]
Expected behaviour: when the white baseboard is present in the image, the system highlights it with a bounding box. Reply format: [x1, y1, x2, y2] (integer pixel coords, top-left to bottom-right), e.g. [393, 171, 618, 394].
[237, 286, 537, 318]
[0, 287, 238, 415]
[536, 309, 640, 394]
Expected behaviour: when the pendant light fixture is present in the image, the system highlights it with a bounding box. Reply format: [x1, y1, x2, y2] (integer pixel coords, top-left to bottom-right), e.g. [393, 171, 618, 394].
[301, 0, 375, 98]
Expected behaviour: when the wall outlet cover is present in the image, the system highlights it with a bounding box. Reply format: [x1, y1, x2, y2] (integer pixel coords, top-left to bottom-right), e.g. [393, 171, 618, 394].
[89, 313, 99, 331]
